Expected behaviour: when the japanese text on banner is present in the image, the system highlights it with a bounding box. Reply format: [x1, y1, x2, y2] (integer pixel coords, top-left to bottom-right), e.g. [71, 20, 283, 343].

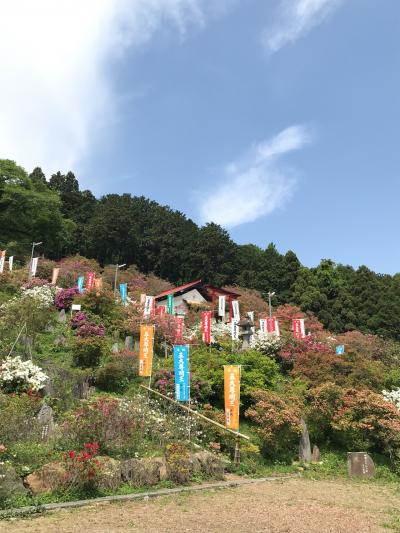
[139, 324, 154, 377]
[224, 365, 240, 430]
[173, 345, 190, 401]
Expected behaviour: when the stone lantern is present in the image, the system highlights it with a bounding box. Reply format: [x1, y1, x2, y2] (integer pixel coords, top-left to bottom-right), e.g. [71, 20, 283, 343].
[237, 317, 254, 350]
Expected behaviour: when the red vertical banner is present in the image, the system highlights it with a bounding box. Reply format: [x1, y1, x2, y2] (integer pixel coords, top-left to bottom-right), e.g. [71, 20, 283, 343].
[86, 272, 95, 291]
[157, 305, 166, 316]
[201, 311, 211, 344]
[175, 316, 184, 342]
[292, 318, 305, 339]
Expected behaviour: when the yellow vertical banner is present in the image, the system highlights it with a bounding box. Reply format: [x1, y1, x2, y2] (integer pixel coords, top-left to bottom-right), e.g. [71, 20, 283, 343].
[224, 365, 241, 430]
[139, 324, 154, 377]
[94, 277, 103, 296]
[51, 267, 60, 285]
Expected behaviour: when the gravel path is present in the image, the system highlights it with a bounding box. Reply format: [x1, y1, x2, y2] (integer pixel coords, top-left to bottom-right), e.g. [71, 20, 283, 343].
[2, 478, 400, 532]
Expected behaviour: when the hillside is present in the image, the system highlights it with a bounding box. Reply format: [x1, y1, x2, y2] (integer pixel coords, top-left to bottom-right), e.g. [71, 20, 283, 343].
[1, 158, 400, 339]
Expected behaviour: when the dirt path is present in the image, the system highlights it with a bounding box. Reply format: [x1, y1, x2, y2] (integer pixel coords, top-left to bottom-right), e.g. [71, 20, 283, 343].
[2, 478, 400, 533]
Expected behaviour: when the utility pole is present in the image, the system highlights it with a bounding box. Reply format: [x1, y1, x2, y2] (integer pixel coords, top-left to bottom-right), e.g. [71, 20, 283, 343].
[28, 241, 42, 280]
[268, 291, 276, 318]
[114, 263, 126, 296]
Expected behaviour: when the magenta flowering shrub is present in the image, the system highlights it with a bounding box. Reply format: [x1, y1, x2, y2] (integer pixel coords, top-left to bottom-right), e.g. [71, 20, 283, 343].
[70, 312, 88, 329]
[76, 322, 106, 338]
[153, 369, 212, 403]
[55, 287, 79, 310]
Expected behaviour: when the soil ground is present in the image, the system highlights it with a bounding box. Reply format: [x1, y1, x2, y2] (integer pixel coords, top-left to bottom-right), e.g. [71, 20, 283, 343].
[2, 478, 400, 533]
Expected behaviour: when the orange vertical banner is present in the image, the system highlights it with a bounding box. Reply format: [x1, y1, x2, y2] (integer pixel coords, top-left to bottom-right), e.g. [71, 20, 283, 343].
[224, 365, 241, 431]
[94, 277, 103, 296]
[139, 324, 154, 377]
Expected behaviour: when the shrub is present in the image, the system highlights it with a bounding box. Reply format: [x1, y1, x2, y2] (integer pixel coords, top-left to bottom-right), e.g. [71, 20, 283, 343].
[153, 369, 212, 403]
[0, 356, 48, 393]
[331, 388, 400, 454]
[0, 392, 42, 444]
[62, 397, 141, 454]
[95, 360, 135, 393]
[165, 442, 191, 484]
[62, 442, 102, 490]
[306, 382, 345, 443]
[55, 287, 79, 310]
[291, 351, 342, 387]
[76, 322, 105, 338]
[70, 312, 88, 329]
[245, 390, 302, 461]
[72, 337, 104, 368]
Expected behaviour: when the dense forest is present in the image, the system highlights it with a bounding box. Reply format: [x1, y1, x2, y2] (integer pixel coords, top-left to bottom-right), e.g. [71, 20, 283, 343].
[1, 158, 400, 339]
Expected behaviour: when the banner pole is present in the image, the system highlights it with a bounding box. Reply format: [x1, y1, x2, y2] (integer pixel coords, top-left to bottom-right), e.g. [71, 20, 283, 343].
[187, 346, 191, 443]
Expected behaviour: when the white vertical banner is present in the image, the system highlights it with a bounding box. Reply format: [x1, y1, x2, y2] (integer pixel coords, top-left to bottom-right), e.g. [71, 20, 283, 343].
[275, 320, 281, 338]
[143, 295, 154, 318]
[0, 251, 5, 273]
[247, 311, 255, 347]
[218, 295, 226, 317]
[8, 256, 13, 272]
[232, 300, 240, 322]
[31, 257, 39, 278]
[231, 319, 239, 341]
[259, 319, 267, 333]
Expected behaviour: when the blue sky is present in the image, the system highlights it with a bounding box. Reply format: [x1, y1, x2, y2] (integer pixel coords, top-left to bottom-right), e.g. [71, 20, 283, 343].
[1, 1, 400, 274]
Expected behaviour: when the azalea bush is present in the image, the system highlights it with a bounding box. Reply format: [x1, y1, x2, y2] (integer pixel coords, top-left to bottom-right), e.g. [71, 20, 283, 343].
[62, 397, 142, 455]
[76, 321, 106, 338]
[95, 357, 135, 393]
[55, 287, 79, 310]
[153, 369, 212, 403]
[382, 387, 400, 410]
[0, 356, 48, 393]
[62, 442, 102, 490]
[245, 390, 302, 461]
[254, 332, 282, 356]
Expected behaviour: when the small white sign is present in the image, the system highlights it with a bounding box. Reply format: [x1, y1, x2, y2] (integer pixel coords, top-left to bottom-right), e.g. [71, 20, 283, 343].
[71, 304, 81, 311]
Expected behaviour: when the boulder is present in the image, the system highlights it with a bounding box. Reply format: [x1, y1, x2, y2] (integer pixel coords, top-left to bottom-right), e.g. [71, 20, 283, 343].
[192, 451, 224, 479]
[0, 463, 28, 499]
[121, 457, 166, 486]
[25, 462, 67, 495]
[96, 456, 121, 490]
[58, 309, 67, 323]
[125, 336, 134, 351]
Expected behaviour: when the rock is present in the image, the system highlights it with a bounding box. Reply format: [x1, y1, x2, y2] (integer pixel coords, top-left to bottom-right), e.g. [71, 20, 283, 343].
[121, 457, 165, 486]
[58, 309, 67, 323]
[299, 418, 312, 463]
[54, 334, 66, 346]
[192, 451, 224, 479]
[112, 342, 119, 354]
[311, 445, 321, 463]
[0, 463, 27, 499]
[25, 462, 67, 495]
[96, 456, 121, 490]
[125, 336, 133, 351]
[347, 452, 375, 478]
[37, 405, 55, 440]
[45, 324, 55, 333]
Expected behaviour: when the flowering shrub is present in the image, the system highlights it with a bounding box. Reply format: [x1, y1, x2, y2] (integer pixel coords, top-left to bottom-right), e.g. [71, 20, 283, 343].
[70, 312, 88, 329]
[254, 333, 282, 356]
[62, 397, 141, 454]
[382, 388, 400, 410]
[55, 287, 79, 310]
[62, 442, 102, 489]
[76, 322, 105, 338]
[21, 284, 55, 307]
[245, 390, 302, 461]
[331, 389, 400, 454]
[153, 369, 212, 403]
[0, 356, 48, 393]
[165, 442, 191, 484]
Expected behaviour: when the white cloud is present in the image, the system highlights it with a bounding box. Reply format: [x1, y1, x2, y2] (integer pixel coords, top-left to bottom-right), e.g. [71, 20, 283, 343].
[198, 125, 312, 228]
[0, 0, 221, 176]
[263, 0, 344, 53]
